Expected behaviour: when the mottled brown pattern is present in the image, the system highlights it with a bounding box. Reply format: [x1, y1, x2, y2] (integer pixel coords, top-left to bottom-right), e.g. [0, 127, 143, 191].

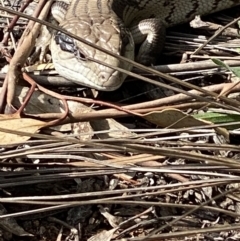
[50, 0, 240, 90]
[111, 0, 240, 26]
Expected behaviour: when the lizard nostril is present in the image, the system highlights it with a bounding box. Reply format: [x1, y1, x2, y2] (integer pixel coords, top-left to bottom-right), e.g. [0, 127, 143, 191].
[100, 74, 106, 79]
[100, 72, 111, 81]
[99, 72, 115, 84]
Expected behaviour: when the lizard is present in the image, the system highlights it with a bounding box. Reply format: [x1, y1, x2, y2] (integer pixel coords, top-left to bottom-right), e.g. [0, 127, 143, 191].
[41, 0, 240, 91]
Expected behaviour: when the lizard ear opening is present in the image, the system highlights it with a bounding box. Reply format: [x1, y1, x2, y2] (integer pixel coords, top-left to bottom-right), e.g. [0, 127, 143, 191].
[54, 32, 73, 52]
[54, 32, 88, 61]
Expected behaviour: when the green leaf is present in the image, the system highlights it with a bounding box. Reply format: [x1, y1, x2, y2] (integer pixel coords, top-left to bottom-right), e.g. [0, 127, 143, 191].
[212, 58, 240, 78]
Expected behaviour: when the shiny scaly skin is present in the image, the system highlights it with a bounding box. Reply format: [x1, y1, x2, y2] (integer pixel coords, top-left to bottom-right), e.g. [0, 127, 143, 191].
[50, 0, 240, 90]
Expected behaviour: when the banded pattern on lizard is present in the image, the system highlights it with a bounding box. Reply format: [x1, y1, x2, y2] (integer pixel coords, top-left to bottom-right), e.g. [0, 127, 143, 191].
[47, 0, 240, 90]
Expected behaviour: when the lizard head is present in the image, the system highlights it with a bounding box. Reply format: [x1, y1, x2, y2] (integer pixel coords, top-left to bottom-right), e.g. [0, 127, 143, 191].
[51, 16, 134, 91]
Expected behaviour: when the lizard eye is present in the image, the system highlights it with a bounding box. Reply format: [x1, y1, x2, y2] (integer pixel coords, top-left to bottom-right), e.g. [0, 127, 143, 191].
[74, 48, 87, 61]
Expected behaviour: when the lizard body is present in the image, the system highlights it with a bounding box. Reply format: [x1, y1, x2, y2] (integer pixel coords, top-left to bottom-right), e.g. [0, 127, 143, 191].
[48, 0, 240, 90]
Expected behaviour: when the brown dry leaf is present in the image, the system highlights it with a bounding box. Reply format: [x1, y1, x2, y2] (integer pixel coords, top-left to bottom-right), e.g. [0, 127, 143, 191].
[0, 115, 46, 145]
[0, 112, 20, 120]
[88, 228, 118, 241]
[143, 108, 211, 128]
[143, 108, 229, 141]
[99, 205, 122, 228]
[12, 86, 134, 138]
[23, 63, 55, 72]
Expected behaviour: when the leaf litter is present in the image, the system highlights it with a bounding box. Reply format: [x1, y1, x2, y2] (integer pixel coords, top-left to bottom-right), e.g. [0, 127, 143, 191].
[0, 1, 240, 241]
